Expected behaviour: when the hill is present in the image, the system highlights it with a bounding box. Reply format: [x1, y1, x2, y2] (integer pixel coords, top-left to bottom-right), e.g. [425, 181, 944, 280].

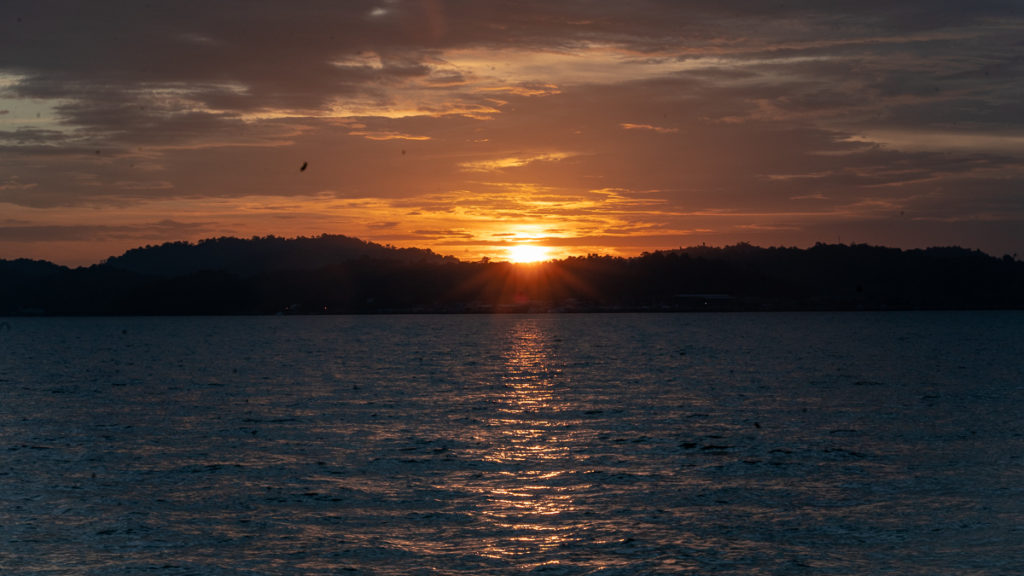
[103, 234, 453, 276]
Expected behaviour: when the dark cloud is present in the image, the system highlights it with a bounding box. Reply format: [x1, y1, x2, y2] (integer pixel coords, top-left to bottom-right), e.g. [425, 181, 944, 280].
[0, 128, 69, 145]
[413, 229, 475, 239]
[0, 219, 213, 242]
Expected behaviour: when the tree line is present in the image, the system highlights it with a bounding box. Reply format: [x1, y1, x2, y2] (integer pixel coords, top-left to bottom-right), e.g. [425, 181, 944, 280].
[2, 236, 1022, 315]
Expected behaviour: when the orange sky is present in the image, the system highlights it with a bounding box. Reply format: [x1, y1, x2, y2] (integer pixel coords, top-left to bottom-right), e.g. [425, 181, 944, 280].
[2, 1, 1023, 265]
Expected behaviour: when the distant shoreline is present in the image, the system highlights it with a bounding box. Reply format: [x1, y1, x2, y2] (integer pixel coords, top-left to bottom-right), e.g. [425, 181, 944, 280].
[3, 236, 1022, 316]
[4, 306, 1023, 318]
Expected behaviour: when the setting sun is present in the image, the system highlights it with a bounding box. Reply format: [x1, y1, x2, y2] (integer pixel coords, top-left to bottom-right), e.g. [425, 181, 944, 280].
[506, 244, 552, 263]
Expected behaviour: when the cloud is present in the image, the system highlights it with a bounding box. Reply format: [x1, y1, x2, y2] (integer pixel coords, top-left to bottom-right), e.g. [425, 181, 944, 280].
[843, 130, 1024, 156]
[348, 130, 431, 141]
[1, 1, 1023, 263]
[620, 122, 679, 134]
[412, 229, 476, 239]
[459, 152, 573, 172]
[0, 178, 37, 192]
[0, 219, 212, 242]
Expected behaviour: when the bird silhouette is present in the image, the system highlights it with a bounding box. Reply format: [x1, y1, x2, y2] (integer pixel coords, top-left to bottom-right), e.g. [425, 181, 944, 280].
[300, 161, 308, 172]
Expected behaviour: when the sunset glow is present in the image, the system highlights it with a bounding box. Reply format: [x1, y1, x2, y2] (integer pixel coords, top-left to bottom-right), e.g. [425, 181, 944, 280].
[1, 2, 1022, 265]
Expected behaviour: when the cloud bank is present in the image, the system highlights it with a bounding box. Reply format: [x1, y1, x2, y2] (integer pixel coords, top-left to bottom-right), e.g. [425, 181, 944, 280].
[2, 0, 1022, 264]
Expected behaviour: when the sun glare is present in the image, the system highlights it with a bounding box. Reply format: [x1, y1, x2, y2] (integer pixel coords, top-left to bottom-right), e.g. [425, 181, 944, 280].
[506, 244, 552, 263]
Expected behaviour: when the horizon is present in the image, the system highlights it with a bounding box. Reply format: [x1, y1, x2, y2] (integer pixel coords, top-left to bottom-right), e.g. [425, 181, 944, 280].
[3, 2, 1023, 265]
[6, 233, 1018, 270]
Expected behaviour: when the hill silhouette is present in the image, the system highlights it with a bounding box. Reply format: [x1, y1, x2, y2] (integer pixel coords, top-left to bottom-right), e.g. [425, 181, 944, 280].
[1, 236, 1022, 315]
[104, 234, 453, 276]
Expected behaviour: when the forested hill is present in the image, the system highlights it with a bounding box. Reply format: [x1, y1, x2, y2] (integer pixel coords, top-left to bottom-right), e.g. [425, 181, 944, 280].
[1, 239, 1022, 315]
[103, 234, 454, 276]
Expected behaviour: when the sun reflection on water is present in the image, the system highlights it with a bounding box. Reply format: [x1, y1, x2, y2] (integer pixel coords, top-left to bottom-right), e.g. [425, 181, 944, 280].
[473, 319, 582, 565]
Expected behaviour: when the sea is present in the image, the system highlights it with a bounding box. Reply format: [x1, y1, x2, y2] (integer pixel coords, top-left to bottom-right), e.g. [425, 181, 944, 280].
[1, 312, 1021, 575]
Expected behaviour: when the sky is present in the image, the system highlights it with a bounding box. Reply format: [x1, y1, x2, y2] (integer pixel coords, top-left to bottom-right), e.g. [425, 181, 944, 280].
[2, 1, 1022, 265]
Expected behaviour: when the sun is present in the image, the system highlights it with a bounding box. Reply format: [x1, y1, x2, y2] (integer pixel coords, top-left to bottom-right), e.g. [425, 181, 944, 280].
[506, 244, 552, 263]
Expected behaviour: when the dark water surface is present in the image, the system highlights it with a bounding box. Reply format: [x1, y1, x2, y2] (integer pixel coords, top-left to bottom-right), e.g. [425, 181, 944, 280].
[1, 312, 1022, 574]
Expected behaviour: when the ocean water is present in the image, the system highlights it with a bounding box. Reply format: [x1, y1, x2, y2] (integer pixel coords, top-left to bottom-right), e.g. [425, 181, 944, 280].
[1, 312, 1022, 575]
